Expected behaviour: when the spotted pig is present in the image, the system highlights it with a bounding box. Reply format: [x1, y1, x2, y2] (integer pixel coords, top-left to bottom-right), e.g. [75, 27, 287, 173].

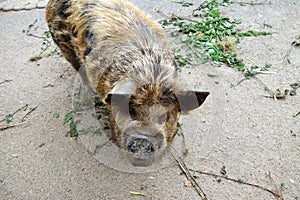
[46, 0, 209, 166]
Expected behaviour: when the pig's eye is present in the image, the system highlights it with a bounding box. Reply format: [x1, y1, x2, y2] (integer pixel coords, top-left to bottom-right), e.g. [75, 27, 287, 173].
[158, 113, 166, 124]
[129, 107, 138, 120]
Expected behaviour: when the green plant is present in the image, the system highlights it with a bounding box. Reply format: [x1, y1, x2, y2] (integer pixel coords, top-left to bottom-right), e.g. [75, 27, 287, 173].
[63, 110, 79, 137]
[161, 0, 271, 77]
[27, 28, 59, 62]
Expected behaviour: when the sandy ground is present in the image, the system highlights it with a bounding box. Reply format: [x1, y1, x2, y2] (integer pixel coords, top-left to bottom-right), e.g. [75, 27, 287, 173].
[0, 0, 299, 199]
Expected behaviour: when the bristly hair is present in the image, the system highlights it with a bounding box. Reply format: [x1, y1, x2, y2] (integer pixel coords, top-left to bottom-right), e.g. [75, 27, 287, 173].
[129, 84, 178, 107]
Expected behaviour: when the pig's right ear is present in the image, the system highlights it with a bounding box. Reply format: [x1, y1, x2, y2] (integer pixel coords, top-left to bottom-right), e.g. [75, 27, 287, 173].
[175, 90, 209, 114]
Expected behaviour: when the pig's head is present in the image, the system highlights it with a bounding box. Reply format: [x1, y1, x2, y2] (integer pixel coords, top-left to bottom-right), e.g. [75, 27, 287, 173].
[104, 81, 209, 166]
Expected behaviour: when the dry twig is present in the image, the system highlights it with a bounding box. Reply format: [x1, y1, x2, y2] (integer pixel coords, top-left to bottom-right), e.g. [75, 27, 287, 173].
[155, 9, 199, 23]
[284, 38, 299, 64]
[232, 0, 272, 5]
[0, 122, 26, 131]
[0, 104, 29, 123]
[21, 105, 38, 122]
[129, 191, 146, 196]
[0, 104, 37, 132]
[171, 149, 208, 200]
[253, 76, 287, 100]
[188, 168, 284, 200]
[24, 19, 45, 39]
[0, 79, 12, 85]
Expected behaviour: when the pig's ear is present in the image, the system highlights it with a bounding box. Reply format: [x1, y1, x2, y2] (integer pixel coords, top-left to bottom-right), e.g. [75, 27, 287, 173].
[104, 93, 131, 106]
[105, 80, 134, 105]
[176, 91, 209, 113]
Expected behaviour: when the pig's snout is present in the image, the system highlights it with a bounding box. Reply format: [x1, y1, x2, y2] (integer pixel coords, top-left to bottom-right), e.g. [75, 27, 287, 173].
[127, 136, 155, 155]
[122, 130, 165, 166]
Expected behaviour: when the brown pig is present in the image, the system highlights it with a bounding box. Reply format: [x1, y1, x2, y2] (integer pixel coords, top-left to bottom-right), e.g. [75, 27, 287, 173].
[46, 0, 209, 166]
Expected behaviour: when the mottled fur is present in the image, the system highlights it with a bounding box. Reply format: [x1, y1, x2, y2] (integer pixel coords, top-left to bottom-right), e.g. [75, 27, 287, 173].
[46, 0, 209, 166]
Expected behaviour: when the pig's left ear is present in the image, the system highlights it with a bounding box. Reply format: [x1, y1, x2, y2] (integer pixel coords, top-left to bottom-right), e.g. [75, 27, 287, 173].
[175, 91, 209, 113]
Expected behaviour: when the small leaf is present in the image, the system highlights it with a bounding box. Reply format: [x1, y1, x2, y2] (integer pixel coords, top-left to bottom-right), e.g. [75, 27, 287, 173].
[290, 83, 300, 90]
[233, 19, 242, 24]
[66, 120, 80, 137]
[63, 111, 73, 125]
[292, 34, 300, 46]
[284, 89, 290, 95]
[181, 2, 193, 7]
[220, 165, 227, 175]
[293, 110, 300, 117]
[289, 89, 296, 96]
[237, 178, 245, 183]
[193, 171, 200, 178]
[44, 30, 52, 39]
[73, 98, 83, 109]
[207, 73, 217, 77]
[6, 114, 13, 124]
[53, 112, 60, 118]
[290, 130, 296, 137]
[177, 122, 182, 128]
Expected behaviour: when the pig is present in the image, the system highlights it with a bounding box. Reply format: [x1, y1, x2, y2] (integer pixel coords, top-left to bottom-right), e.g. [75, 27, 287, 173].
[46, 0, 209, 166]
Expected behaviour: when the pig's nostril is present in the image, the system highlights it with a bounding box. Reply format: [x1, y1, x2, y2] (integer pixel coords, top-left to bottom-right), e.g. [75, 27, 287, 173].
[127, 137, 155, 154]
